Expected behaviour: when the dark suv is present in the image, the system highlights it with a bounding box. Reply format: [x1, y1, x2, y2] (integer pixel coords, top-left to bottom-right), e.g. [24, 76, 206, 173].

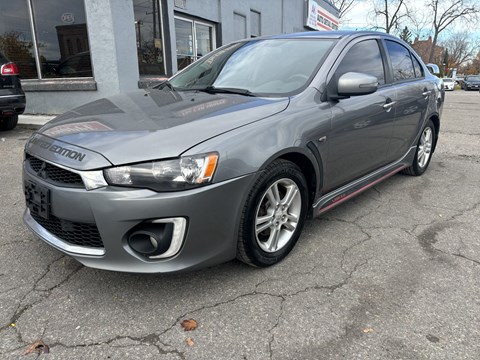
[462, 75, 480, 91]
[0, 51, 26, 130]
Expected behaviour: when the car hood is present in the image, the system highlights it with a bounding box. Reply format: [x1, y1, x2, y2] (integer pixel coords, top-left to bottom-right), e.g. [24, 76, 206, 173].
[33, 89, 289, 169]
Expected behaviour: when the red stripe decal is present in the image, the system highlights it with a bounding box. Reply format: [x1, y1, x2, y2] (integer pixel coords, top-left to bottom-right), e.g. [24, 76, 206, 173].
[318, 166, 406, 214]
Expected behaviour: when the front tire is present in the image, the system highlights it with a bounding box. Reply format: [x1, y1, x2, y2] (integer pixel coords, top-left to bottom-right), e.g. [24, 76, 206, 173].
[403, 119, 436, 176]
[237, 159, 308, 267]
[0, 115, 18, 131]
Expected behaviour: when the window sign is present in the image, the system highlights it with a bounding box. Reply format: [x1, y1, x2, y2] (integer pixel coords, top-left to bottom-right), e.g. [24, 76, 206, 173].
[305, 0, 339, 31]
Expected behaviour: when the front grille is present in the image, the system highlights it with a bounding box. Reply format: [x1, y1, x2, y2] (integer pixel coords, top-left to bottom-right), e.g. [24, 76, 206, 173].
[26, 155, 84, 188]
[31, 211, 104, 249]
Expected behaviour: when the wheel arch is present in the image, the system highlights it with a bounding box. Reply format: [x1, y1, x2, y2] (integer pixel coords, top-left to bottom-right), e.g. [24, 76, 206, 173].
[259, 147, 323, 218]
[429, 114, 440, 152]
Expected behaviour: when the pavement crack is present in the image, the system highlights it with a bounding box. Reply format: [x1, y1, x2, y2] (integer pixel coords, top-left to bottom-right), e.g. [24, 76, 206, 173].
[0, 256, 84, 350]
[267, 296, 286, 360]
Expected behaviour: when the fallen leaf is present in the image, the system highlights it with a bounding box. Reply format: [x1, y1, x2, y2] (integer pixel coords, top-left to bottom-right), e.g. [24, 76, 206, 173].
[24, 340, 50, 355]
[181, 319, 198, 331]
[186, 337, 194, 347]
[9, 323, 16, 327]
[363, 328, 374, 334]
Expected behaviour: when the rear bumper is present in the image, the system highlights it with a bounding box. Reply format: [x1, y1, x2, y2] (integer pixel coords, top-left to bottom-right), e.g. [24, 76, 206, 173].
[0, 94, 26, 115]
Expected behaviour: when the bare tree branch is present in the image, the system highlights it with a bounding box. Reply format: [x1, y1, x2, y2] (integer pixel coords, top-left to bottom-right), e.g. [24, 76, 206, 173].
[329, 0, 360, 18]
[427, 0, 480, 62]
[368, 0, 410, 33]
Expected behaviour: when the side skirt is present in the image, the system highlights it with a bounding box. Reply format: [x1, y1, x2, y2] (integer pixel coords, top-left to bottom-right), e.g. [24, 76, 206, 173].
[312, 146, 416, 217]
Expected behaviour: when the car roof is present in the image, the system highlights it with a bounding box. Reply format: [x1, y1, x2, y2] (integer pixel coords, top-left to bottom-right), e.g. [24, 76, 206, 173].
[263, 30, 398, 41]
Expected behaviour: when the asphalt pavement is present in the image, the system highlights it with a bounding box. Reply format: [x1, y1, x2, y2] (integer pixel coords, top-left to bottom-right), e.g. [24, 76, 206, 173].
[1, 90, 479, 359]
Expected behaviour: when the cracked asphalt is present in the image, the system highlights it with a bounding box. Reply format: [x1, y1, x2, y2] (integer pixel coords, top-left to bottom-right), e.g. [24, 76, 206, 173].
[1, 90, 479, 359]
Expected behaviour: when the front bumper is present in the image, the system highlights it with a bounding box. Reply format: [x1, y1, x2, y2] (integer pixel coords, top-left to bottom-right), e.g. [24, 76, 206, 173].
[23, 166, 255, 273]
[466, 83, 480, 90]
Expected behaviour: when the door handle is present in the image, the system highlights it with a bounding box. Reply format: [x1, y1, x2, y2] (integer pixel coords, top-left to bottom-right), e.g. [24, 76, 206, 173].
[383, 101, 396, 110]
[422, 91, 432, 96]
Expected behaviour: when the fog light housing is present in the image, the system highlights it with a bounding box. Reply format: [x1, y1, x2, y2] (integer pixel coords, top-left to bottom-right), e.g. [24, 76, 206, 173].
[127, 218, 186, 259]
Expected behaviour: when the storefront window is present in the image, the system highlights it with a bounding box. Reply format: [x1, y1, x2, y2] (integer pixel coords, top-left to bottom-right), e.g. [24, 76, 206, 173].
[0, 1, 38, 78]
[32, 0, 91, 78]
[0, 0, 92, 79]
[134, 0, 166, 76]
[175, 17, 215, 71]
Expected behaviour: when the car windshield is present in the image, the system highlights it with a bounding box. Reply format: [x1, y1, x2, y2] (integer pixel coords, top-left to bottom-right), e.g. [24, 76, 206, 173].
[467, 76, 480, 81]
[443, 78, 453, 82]
[169, 39, 335, 96]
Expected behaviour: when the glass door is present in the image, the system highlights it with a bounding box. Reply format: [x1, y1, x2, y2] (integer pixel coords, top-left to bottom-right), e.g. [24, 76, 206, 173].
[175, 16, 215, 71]
[195, 23, 212, 58]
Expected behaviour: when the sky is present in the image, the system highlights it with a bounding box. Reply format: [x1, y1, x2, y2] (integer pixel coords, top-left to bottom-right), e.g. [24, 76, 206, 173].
[338, 0, 479, 42]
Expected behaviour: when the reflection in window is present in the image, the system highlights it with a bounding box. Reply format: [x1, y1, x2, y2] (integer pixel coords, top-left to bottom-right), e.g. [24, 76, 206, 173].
[134, 0, 166, 76]
[0, 0, 92, 79]
[0, 1, 38, 79]
[336, 40, 386, 85]
[386, 40, 415, 81]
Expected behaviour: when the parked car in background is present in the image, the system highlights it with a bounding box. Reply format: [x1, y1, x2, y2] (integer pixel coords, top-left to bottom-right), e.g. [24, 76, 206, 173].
[0, 51, 25, 130]
[462, 75, 480, 90]
[442, 77, 455, 91]
[23, 31, 443, 273]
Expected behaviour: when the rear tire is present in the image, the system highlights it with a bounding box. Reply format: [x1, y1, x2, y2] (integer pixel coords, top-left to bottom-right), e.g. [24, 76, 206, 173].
[237, 159, 308, 267]
[402, 119, 435, 176]
[0, 115, 18, 131]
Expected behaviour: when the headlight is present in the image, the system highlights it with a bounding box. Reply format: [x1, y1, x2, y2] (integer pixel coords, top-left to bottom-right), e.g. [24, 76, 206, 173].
[104, 153, 219, 191]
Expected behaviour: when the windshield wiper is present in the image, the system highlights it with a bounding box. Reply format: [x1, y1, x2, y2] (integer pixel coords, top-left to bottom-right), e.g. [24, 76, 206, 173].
[197, 86, 256, 97]
[153, 80, 176, 91]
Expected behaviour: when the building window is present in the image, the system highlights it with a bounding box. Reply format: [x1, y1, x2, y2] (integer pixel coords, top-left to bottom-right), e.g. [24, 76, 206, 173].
[250, 10, 261, 38]
[233, 13, 246, 41]
[134, 0, 166, 76]
[174, 16, 215, 71]
[0, 0, 93, 79]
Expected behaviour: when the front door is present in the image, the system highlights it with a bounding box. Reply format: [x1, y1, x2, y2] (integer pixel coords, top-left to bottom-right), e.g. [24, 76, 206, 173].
[324, 38, 396, 192]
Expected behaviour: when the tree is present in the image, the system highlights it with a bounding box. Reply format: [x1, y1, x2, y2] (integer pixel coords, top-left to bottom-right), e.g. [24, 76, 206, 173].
[399, 26, 412, 44]
[369, 0, 410, 34]
[329, 0, 360, 18]
[427, 0, 480, 63]
[442, 32, 478, 69]
[461, 52, 480, 74]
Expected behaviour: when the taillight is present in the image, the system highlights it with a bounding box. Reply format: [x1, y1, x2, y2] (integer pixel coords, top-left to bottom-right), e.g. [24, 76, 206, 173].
[1, 62, 20, 76]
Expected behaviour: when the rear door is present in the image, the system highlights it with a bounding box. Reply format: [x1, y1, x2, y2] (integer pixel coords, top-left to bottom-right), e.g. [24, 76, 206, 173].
[383, 40, 431, 162]
[324, 38, 396, 192]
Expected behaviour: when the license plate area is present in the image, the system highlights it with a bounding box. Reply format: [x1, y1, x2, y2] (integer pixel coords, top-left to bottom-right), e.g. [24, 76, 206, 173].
[25, 181, 50, 219]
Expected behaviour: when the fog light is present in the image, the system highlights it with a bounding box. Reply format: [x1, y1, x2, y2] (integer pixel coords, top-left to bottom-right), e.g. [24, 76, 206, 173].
[127, 218, 186, 259]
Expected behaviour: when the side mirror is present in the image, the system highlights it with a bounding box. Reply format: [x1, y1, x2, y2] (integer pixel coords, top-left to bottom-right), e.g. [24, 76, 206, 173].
[426, 63, 440, 75]
[337, 72, 378, 97]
